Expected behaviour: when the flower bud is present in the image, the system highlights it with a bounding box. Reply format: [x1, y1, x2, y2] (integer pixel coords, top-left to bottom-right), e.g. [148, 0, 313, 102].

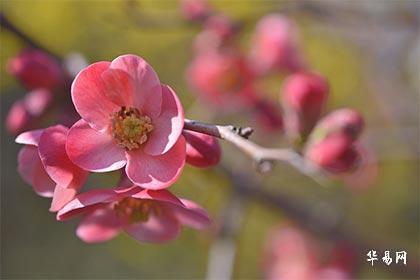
[183, 130, 221, 168]
[281, 71, 329, 142]
[7, 49, 64, 90]
[250, 14, 305, 74]
[6, 88, 53, 134]
[304, 133, 360, 173]
[309, 108, 364, 144]
[180, 0, 211, 22]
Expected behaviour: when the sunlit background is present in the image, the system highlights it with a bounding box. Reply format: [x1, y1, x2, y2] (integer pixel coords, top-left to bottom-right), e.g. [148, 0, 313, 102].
[1, 1, 419, 279]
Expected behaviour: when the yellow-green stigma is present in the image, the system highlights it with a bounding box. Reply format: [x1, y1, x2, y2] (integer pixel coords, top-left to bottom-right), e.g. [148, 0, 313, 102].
[114, 198, 161, 223]
[111, 107, 153, 150]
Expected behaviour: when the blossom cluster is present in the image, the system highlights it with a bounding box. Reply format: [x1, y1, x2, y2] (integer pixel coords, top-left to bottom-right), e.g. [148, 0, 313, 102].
[14, 54, 218, 243]
[182, 0, 375, 184]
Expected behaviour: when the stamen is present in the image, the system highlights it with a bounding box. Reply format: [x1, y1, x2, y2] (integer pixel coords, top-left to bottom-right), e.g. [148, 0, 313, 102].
[114, 198, 161, 223]
[110, 107, 153, 150]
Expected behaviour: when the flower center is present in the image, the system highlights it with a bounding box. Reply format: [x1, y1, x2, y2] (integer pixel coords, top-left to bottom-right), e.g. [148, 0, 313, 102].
[219, 64, 243, 93]
[111, 106, 153, 150]
[114, 198, 161, 224]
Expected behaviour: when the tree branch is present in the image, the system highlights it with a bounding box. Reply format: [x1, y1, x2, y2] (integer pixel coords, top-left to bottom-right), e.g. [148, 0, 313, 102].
[184, 118, 327, 183]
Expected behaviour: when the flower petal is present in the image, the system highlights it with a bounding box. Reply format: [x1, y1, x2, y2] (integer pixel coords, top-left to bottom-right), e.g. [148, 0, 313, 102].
[17, 146, 55, 197]
[143, 85, 184, 156]
[101, 68, 135, 107]
[76, 207, 122, 243]
[38, 125, 88, 188]
[123, 211, 180, 243]
[57, 188, 120, 221]
[109, 54, 162, 118]
[169, 198, 211, 230]
[71, 61, 119, 131]
[66, 119, 126, 172]
[125, 135, 186, 189]
[15, 129, 44, 146]
[131, 188, 184, 206]
[49, 184, 78, 212]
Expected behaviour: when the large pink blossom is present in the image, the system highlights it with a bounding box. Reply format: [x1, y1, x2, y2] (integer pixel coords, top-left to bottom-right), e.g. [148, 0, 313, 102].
[15, 126, 88, 211]
[57, 186, 211, 243]
[66, 55, 185, 190]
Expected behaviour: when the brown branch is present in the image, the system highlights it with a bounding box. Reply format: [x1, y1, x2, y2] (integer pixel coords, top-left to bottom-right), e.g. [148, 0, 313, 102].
[184, 118, 327, 183]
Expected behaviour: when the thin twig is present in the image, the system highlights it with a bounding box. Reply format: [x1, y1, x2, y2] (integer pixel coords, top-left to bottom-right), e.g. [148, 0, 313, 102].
[184, 118, 327, 183]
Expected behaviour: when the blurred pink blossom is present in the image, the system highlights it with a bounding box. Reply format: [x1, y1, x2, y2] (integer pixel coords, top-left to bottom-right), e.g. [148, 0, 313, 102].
[187, 51, 257, 108]
[7, 49, 64, 90]
[281, 71, 329, 141]
[6, 88, 53, 134]
[250, 14, 305, 75]
[57, 186, 211, 243]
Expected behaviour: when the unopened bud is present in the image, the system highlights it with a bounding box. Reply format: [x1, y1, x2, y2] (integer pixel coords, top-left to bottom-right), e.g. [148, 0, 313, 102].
[281, 71, 329, 142]
[304, 133, 360, 173]
[7, 49, 64, 90]
[183, 130, 221, 168]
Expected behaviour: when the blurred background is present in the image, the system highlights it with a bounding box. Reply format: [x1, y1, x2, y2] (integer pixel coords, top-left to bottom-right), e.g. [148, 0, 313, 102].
[1, 0, 419, 279]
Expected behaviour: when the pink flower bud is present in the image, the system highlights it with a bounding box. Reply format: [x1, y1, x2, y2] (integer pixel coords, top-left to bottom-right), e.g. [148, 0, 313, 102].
[204, 14, 238, 41]
[7, 49, 64, 90]
[6, 88, 53, 134]
[281, 71, 329, 141]
[180, 0, 211, 22]
[309, 108, 364, 143]
[304, 133, 360, 173]
[183, 130, 221, 168]
[250, 14, 305, 74]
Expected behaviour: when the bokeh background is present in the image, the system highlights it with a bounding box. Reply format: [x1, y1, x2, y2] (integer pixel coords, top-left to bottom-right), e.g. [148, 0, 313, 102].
[1, 0, 419, 279]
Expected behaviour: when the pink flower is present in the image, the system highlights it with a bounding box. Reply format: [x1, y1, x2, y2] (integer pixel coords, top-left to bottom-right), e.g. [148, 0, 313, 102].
[187, 51, 257, 107]
[6, 88, 53, 134]
[304, 133, 360, 173]
[203, 14, 238, 41]
[263, 226, 318, 280]
[180, 0, 211, 22]
[281, 71, 329, 141]
[15, 126, 88, 211]
[66, 54, 185, 190]
[183, 130, 221, 168]
[308, 108, 364, 143]
[57, 186, 211, 243]
[7, 49, 64, 90]
[250, 14, 305, 75]
[263, 226, 352, 280]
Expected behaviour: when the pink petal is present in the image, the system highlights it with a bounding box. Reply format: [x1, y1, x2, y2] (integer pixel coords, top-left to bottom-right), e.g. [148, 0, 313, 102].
[66, 119, 126, 172]
[109, 55, 162, 118]
[71, 61, 119, 131]
[38, 125, 88, 188]
[131, 188, 185, 207]
[49, 184, 78, 212]
[17, 146, 55, 197]
[57, 188, 121, 221]
[170, 198, 211, 230]
[143, 85, 184, 155]
[101, 68, 135, 107]
[76, 207, 122, 243]
[123, 211, 180, 243]
[15, 129, 44, 146]
[125, 135, 186, 189]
